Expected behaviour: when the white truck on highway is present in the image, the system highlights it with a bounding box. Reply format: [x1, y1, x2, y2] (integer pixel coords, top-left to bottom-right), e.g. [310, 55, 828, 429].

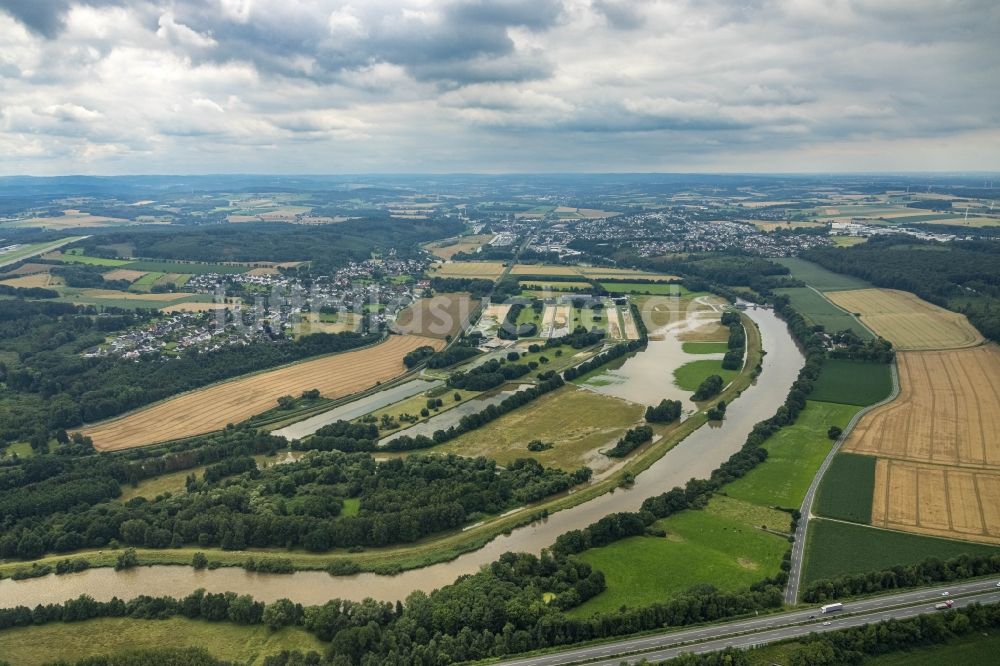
[820, 602, 844, 614]
[935, 600, 954, 610]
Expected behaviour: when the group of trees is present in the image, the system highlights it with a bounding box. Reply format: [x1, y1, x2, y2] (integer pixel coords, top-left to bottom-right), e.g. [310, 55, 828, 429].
[403, 340, 482, 370]
[827, 329, 895, 363]
[691, 374, 724, 401]
[497, 300, 541, 339]
[428, 277, 495, 299]
[720, 310, 745, 370]
[548, 325, 607, 350]
[425, 344, 479, 369]
[645, 399, 682, 423]
[50, 264, 131, 290]
[604, 425, 654, 458]
[446, 358, 531, 391]
[0, 283, 58, 299]
[562, 339, 642, 381]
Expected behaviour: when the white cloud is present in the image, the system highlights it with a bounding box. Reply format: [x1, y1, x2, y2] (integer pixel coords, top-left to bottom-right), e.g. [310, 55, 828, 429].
[0, 0, 996, 174]
[157, 11, 218, 49]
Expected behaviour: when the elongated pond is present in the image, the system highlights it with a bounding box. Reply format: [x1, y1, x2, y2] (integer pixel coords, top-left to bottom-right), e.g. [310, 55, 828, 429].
[0, 306, 802, 608]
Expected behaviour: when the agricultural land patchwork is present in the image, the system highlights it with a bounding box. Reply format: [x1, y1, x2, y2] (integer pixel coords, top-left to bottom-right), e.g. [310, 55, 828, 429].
[80, 334, 442, 451]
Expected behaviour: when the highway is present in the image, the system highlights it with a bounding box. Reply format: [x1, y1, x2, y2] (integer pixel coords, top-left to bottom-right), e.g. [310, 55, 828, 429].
[493, 578, 1000, 666]
[784, 362, 900, 604]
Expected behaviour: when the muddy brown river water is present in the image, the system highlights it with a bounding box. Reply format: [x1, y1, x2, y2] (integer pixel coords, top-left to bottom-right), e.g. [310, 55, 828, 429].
[0, 306, 803, 608]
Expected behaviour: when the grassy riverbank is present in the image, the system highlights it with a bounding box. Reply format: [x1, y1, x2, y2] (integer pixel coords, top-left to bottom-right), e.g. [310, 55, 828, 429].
[0, 617, 322, 665]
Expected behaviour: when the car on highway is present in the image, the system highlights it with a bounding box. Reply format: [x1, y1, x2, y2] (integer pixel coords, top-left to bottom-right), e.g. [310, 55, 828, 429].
[823, 621, 831, 626]
[941, 591, 950, 596]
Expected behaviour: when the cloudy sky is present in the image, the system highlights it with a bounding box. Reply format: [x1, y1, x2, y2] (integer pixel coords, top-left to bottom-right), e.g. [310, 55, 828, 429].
[0, 0, 998, 175]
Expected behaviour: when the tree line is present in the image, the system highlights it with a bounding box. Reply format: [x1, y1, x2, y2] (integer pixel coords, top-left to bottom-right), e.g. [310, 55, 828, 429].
[803, 551, 1000, 602]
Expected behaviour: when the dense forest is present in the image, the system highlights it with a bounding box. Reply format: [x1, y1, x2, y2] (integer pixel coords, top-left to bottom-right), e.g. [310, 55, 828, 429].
[804, 238, 1000, 341]
[73, 217, 465, 275]
[0, 298, 380, 443]
[0, 428, 587, 559]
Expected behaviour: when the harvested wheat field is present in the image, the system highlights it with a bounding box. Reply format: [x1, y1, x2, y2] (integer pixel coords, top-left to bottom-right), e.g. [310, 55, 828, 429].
[511, 264, 583, 277]
[0, 272, 61, 288]
[159, 302, 230, 313]
[393, 293, 479, 339]
[871, 459, 1000, 544]
[845, 348, 1000, 468]
[428, 261, 505, 279]
[102, 269, 148, 282]
[847, 346, 1000, 543]
[825, 288, 983, 350]
[579, 268, 679, 281]
[81, 335, 443, 450]
[425, 234, 495, 260]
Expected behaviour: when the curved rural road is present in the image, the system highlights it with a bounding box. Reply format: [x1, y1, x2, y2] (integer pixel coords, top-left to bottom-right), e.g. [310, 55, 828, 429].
[783, 361, 901, 604]
[495, 578, 999, 666]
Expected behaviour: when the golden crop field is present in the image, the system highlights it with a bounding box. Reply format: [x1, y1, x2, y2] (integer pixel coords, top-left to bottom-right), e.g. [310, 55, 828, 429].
[872, 459, 1000, 544]
[825, 288, 984, 350]
[80, 335, 442, 450]
[579, 267, 679, 281]
[846, 348, 1000, 467]
[425, 234, 495, 260]
[393, 293, 479, 339]
[74, 289, 191, 302]
[428, 261, 506, 279]
[510, 264, 583, 277]
[509, 264, 678, 281]
[0, 272, 60, 288]
[159, 302, 229, 313]
[102, 268, 148, 282]
[848, 346, 1000, 544]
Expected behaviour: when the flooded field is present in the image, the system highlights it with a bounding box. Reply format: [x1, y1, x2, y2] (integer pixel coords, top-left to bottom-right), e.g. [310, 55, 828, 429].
[272, 379, 442, 440]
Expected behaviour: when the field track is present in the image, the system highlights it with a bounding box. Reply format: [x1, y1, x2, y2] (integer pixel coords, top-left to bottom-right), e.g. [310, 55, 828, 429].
[825, 288, 983, 350]
[847, 346, 1000, 544]
[81, 335, 443, 451]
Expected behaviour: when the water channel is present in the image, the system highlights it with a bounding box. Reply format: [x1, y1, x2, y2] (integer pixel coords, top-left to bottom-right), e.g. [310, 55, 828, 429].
[0, 306, 803, 608]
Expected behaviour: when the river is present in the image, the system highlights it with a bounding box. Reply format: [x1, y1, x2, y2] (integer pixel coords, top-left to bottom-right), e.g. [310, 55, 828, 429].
[0, 306, 802, 608]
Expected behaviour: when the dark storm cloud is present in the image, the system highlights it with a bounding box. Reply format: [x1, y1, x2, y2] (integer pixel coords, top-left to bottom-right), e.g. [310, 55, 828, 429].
[0, 0, 120, 37]
[592, 0, 645, 30]
[164, 0, 562, 86]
